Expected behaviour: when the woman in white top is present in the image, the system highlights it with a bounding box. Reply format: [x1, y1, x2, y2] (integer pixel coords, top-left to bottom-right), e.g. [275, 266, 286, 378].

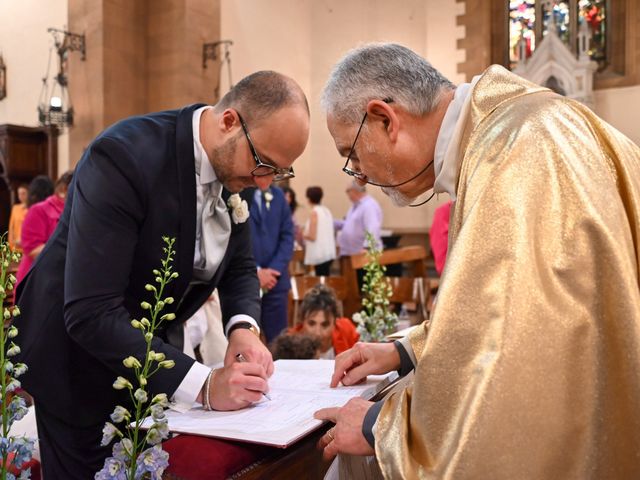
[303, 186, 336, 276]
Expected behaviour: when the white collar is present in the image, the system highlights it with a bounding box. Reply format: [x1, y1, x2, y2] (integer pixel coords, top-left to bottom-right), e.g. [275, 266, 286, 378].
[432, 75, 481, 199]
[192, 106, 218, 185]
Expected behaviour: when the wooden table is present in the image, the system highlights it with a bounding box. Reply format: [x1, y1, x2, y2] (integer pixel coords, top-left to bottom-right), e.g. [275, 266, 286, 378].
[229, 425, 332, 479]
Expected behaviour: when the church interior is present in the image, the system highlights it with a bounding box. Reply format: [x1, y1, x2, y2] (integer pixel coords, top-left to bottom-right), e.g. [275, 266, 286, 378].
[0, 1, 639, 479]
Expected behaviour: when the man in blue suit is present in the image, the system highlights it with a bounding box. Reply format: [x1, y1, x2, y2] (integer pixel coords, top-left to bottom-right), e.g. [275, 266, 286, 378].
[15, 71, 309, 477]
[243, 186, 294, 343]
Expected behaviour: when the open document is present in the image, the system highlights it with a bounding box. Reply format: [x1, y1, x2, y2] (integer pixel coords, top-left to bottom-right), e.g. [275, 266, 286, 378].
[143, 359, 398, 448]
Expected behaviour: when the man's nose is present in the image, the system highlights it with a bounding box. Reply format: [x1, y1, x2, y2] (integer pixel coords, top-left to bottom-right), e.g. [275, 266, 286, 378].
[253, 175, 274, 190]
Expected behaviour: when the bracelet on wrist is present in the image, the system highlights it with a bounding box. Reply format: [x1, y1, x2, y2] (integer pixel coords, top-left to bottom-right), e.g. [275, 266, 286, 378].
[203, 369, 215, 411]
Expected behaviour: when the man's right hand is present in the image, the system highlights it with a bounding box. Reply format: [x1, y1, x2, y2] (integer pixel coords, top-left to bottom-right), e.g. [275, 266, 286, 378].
[330, 342, 401, 388]
[257, 268, 280, 290]
[206, 362, 270, 411]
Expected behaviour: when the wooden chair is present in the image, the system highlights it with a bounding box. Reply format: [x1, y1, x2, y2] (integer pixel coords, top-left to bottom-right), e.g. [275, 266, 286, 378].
[349, 245, 427, 275]
[341, 245, 428, 318]
[288, 275, 348, 326]
[288, 248, 313, 276]
[387, 276, 431, 323]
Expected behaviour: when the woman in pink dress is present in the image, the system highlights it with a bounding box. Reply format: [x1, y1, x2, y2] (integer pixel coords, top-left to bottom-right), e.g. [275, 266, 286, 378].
[16, 172, 73, 285]
[429, 200, 452, 276]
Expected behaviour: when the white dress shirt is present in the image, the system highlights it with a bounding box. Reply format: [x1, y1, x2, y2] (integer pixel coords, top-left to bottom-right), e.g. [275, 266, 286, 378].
[171, 107, 260, 411]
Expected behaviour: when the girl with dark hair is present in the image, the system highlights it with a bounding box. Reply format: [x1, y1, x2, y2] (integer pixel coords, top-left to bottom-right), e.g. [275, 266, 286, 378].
[289, 284, 359, 359]
[281, 186, 298, 215]
[26, 175, 54, 207]
[282, 185, 305, 248]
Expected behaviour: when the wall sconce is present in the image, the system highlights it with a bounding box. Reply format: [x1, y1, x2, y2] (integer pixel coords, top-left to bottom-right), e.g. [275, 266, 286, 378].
[38, 28, 86, 130]
[0, 53, 6, 101]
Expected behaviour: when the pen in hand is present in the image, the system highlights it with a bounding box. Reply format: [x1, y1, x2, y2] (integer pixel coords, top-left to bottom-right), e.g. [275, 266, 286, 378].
[235, 353, 272, 401]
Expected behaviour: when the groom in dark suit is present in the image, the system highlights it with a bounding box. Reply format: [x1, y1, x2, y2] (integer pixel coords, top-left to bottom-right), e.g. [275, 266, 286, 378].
[15, 71, 310, 478]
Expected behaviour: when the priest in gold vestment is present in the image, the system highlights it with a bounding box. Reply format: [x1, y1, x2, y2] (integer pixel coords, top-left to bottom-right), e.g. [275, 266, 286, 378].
[315, 43, 640, 479]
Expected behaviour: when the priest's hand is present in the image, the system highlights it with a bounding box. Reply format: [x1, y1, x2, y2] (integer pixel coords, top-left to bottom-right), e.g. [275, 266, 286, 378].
[330, 342, 400, 387]
[225, 327, 274, 377]
[314, 398, 375, 460]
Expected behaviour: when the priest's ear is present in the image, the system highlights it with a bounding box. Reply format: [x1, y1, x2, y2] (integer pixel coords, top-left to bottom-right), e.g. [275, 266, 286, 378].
[366, 99, 399, 142]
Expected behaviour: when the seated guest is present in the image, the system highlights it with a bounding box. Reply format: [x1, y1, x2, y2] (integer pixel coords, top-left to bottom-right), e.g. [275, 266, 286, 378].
[282, 185, 304, 248]
[270, 333, 321, 360]
[303, 186, 336, 276]
[8, 184, 28, 252]
[429, 200, 452, 275]
[183, 291, 228, 366]
[25, 175, 54, 210]
[290, 284, 359, 359]
[16, 174, 70, 285]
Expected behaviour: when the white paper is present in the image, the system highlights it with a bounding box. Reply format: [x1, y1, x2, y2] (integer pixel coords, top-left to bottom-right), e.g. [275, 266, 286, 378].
[143, 359, 397, 447]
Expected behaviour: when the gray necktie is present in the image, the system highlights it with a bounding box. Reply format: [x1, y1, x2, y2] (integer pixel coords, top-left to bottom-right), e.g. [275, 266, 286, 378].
[193, 173, 231, 282]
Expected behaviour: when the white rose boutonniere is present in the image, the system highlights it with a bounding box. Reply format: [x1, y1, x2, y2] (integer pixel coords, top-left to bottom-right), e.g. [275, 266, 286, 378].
[227, 193, 250, 224]
[263, 190, 274, 210]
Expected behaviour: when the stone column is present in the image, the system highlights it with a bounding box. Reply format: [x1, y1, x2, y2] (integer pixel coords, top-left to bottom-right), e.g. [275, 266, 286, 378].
[68, 0, 220, 166]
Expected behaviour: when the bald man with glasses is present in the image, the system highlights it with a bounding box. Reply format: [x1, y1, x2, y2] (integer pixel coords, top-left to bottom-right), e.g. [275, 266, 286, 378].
[15, 71, 309, 478]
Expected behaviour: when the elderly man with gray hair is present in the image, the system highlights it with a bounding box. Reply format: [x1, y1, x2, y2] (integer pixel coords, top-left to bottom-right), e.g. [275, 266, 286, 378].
[315, 43, 640, 479]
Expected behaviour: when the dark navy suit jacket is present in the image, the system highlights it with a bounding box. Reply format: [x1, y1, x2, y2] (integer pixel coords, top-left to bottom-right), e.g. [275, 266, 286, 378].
[15, 104, 260, 427]
[242, 186, 294, 293]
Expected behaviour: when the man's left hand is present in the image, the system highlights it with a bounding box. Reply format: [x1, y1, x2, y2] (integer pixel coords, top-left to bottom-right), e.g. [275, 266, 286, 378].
[314, 398, 375, 460]
[225, 328, 274, 377]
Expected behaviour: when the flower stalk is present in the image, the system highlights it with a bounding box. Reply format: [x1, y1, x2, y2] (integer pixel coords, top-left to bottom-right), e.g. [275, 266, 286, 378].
[96, 236, 179, 480]
[0, 236, 34, 480]
[352, 232, 398, 342]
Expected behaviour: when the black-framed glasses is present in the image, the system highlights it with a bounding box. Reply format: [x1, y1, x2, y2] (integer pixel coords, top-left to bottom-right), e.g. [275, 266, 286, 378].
[237, 112, 295, 182]
[342, 111, 369, 182]
[341, 98, 432, 190]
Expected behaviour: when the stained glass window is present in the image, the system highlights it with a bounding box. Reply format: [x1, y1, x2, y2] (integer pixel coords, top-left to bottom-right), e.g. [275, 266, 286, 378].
[578, 0, 607, 68]
[542, 1, 571, 45]
[508, 0, 608, 70]
[509, 1, 536, 67]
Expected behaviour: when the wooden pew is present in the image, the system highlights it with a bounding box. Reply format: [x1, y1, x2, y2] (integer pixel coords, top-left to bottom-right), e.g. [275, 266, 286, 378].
[341, 245, 428, 318]
[387, 276, 431, 323]
[288, 248, 313, 277]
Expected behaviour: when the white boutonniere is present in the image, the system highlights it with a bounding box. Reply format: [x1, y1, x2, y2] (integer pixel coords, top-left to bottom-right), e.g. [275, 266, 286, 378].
[264, 190, 273, 211]
[227, 194, 250, 224]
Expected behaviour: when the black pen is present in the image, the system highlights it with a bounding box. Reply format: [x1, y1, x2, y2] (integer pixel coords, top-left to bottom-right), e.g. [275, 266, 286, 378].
[235, 353, 272, 401]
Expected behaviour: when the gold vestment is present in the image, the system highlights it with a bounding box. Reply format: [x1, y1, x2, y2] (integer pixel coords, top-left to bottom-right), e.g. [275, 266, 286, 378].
[376, 66, 640, 479]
